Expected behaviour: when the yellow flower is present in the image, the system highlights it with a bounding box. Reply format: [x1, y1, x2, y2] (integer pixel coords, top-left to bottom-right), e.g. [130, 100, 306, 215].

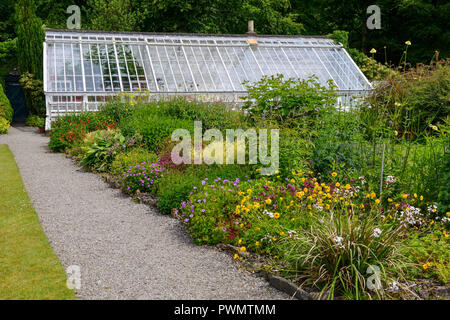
[256, 227, 261, 232]
[446, 212, 450, 217]
[275, 170, 280, 174]
[303, 187, 308, 193]
[238, 239, 242, 245]
[331, 172, 338, 177]
[234, 254, 239, 259]
[375, 199, 380, 204]
[413, 193, 417, 198]
[335, 182, 340, 187]
[290, 179, 295, 183]
[388, 198, 393, 202]
[247, 189, 252, 194]
[420, 196, 424, 201]
[325, 204, 330, 210]
[345, 184, 351, 190]
[291, 218, 295, 221]
[265, 198, 272, 205]
[255, 241, 260, 246]
[370, 48, 377, 54]
[371, 192, 376, 198]
[402, 193, 408, 199]
[405, 40, 411, 46]
[272, 237, 277, 241]
[279, 231, 284, 236]
[422, 262, 431, 270]
[240, 246, 246, 252]
[274, 212, 280, 219]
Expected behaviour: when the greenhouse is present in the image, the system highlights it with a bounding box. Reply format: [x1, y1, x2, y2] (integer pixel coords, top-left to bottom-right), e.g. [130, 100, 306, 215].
[43, 28, 372, 129]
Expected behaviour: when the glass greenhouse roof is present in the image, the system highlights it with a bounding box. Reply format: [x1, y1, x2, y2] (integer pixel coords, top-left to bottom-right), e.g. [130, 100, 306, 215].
[43, 29, 372, 95]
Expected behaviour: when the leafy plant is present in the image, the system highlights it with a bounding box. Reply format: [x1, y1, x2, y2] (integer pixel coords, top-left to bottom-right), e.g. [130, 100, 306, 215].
[242, 74, 337, 125]
[80, 130, 135, 172]
[25, 114, 45, 127]
[0, 117, 10, 134]
[19, 72, 45, 116]
[0, 82, 13, 123]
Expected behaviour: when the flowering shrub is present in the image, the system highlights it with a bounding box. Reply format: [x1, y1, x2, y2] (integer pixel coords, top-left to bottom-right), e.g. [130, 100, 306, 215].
[110, 147, 158, 176]
[119, 161, 165, 195]
[49, 113, 117, 152]
[178, 177, 246, 245]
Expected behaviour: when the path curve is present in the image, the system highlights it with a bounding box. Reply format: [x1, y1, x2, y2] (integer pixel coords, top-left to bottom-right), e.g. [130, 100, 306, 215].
[0, 125, 287, 300]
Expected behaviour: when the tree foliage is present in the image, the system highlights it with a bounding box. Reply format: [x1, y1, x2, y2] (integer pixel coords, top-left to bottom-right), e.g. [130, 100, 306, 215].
[15, 0, 44, 80]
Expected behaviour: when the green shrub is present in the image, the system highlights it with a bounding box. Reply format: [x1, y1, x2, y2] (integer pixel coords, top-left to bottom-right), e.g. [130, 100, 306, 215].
[365, 60, 450, 138]
[98, 100, 135, 124]
[19, 72, 45, 116]
[312, 110, 365, 175]
[25, 114, 45, 127]
[110, 147, 159, 176]
[0, 82, 13, 123]
[120, 110, 194, 152]
[0, 117, 10, 134]
[242, 74, 337, 125]
[438, 149, 450, 214]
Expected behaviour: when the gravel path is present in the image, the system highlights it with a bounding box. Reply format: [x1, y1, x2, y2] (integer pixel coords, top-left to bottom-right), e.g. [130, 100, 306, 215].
[0, 125, 288, 300]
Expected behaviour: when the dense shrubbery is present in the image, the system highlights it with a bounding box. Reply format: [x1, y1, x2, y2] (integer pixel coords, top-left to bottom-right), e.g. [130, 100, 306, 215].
[0, 82, 13, 125]
[25, 114, 45, 127]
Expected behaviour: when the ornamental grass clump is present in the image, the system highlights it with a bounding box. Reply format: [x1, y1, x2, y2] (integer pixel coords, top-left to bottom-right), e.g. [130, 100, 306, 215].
[120, 162, 165, 195]
[280, 212, 406, 300]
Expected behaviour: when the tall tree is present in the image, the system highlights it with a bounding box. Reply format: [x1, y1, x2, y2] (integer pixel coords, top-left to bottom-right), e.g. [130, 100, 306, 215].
[84, 0, 146, 32]
[15, 0, 45, 80]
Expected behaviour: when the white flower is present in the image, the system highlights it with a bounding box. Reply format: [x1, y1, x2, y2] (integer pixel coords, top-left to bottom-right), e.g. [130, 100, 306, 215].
[388, 281, 400, 292]
[373, 228, 382, 238]
[359, 176, 366, 185]
[333, 236, 344, 249]
[427, 205, 437, 213]
[386, 176, 396, 184]
[313, 203, 323, 211]
[263, 209, 274, 218]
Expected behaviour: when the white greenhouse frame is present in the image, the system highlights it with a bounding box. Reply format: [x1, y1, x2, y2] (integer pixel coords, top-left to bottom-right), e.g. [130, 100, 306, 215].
[43, 29, 372, 129]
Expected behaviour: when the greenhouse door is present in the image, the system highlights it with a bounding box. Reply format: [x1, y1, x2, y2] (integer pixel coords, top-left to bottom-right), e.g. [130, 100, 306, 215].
[5, 75, 28, 121]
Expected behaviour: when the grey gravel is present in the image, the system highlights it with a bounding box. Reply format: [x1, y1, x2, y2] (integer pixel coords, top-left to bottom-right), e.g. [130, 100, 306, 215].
[0, 125, 289, 300]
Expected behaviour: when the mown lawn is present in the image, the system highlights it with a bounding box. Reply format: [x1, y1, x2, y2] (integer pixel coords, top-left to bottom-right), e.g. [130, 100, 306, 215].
[0, 144, 74, 300]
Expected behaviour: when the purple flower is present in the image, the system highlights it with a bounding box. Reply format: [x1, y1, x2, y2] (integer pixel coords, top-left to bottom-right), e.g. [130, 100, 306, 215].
[222, 227, 227, 232]
[184, 218, 189, 222]
[201, 209, 206, 213]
